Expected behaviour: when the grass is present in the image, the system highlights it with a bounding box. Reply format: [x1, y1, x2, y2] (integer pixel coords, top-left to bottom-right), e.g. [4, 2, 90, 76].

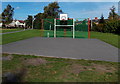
[0, 28, 23, 33]
[2, 30, 119, 82]
[2, 29, 40, 45]
[2, 53, 119, 82]
[91, 31, 119, 48]
[1, 29, 119, 48]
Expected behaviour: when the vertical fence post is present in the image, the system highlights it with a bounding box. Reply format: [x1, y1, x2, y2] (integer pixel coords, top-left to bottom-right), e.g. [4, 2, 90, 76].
[64, 29, 66, 37]
[40, 19, 44, 37]
[73, 19, 75, 39]
[54, 19, 56, 38]
[88, 18, 90, 39]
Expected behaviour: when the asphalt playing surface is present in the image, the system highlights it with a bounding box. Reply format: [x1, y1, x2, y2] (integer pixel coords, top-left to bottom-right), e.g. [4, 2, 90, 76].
[2, 37, 118, 62]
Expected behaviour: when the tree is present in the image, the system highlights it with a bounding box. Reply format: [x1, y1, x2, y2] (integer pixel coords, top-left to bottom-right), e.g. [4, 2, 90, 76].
[99, 14, 105, 24]
[33, 2, 63, 29]
[92, 6, 120, 34]
[0, 14, 2, 23]
[2, 4, 14, 26]
[25, 15, 33, 28]
[33, 13, 43, 29]
[43, 2, 63, 18]
[108, 6, 119, 20]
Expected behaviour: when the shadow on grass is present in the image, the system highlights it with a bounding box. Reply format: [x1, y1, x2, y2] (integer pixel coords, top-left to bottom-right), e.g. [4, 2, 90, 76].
[2, 68, 27, 84]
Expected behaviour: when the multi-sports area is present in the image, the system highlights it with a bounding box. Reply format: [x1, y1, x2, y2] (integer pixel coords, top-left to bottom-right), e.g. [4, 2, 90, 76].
[40, 17, 90, 39]
[1, 1, 119, 82]
[3, 14, 118, 62]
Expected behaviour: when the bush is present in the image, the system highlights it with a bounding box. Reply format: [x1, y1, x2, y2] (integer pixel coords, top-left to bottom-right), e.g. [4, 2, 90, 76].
[92, 23, 105, 33]
[92, 20, 120, 34]
[104, 20, 120, 34]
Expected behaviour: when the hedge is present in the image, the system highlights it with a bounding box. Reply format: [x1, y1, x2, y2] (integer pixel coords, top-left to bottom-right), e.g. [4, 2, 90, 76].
[92, 20, 120, 34]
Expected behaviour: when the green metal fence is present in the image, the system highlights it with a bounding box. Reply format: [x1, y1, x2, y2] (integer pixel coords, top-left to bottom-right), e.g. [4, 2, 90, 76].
[75, 18, 88, 38]
[41, 18, 89, 38]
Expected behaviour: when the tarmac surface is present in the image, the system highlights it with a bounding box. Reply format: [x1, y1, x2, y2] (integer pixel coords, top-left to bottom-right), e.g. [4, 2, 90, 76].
[2, 37, 119, 62]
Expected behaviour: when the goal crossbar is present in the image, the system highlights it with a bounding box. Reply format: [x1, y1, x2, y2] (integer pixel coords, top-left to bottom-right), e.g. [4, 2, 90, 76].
[54, 19, 75, 38]
[55, 25, 74, 26]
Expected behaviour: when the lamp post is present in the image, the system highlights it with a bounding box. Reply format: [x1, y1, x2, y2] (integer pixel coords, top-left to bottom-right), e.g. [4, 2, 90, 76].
[32, 18, 35, 29]
[91, 18, 92, 30]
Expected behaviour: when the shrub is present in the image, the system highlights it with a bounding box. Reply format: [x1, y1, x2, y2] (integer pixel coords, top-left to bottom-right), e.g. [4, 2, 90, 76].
[105, 20, 120, 34]
[92, 20, 120, 34]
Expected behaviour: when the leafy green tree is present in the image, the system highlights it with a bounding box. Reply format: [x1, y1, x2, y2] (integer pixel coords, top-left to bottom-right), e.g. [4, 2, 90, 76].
[44, 2, 63, 18]
[33, 2, 63, 29]
[92, 6, 120, 34]
[25, 15, 33, 28]
[33, 13, 44, 29]
[2, 4, 14, 26]
[99, 14, 105, 24]
[0, 14, 2, 23]
[108, 6, 119, 20]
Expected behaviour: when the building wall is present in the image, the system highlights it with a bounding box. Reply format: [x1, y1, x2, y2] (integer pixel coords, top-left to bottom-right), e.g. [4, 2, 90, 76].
[9, 21, 16, 26]
[0, 23, 2, 27]
[15, 21, 25, 27]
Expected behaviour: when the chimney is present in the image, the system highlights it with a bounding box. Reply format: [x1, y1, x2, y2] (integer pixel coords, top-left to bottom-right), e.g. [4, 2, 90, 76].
[95, 17, 98, 20]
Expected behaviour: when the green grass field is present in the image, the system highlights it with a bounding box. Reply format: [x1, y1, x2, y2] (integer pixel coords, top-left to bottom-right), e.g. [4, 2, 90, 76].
[2, 29, 119, 82]
[2, 29, 40, 45]
[91, 32, 119, 48]
[1, 29, 119, 48]
[2, 53, 119, 82]
[0, 28, 23, 33]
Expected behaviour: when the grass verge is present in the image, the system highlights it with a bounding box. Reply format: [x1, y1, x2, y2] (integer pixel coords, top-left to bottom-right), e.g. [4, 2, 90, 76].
[0, 28, 23, 33]
[1, 30, 119, 48]
[91, 31, 119, 48]
[2, 53, 119, 82]
[2, 29, 40, 45]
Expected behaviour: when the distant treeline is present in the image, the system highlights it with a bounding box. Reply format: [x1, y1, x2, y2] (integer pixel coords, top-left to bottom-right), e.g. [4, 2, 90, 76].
[92, 6, 120, 34]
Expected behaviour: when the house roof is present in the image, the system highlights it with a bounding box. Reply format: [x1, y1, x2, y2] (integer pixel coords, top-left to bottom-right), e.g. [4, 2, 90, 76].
[18, 20, 25, 23]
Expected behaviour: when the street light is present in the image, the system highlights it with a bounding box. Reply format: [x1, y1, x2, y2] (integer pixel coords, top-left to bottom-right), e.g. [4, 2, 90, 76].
[91, 18, 92, 30]
[32, 18, 35, 29]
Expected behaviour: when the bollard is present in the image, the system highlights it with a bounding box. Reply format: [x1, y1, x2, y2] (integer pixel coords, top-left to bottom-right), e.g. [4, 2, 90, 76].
[47, 32, 49, 38]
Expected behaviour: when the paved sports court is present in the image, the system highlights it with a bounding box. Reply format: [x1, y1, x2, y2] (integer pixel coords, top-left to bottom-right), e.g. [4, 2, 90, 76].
[2, 37, 118, 62]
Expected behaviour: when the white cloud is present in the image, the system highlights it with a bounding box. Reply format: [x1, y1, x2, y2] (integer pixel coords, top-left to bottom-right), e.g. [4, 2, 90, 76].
[2, 0, 120, 2]
[67, 3, 118, 19]
[15, 6, 20, 10]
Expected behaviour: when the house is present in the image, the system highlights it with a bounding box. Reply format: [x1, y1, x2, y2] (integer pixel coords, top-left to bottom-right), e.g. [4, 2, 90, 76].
[91, 17, 99, 24]
[75, 19, 88, 25]
[15, 20, 25, 27]
[5, 20, 25, 28]
[0, 23, 2, 27]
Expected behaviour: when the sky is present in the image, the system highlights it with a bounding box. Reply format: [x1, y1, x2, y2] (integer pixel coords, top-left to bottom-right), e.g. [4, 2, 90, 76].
[1, 2, 118, 20]
[1, 0, 120, 2]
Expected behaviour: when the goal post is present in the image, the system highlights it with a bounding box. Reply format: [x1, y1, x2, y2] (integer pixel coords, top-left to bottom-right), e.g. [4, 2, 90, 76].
[54, 18, 75, 38]
[41, 15, 90, 38]
[54, 19, 56, 38]
[73, 18, 75, 38]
